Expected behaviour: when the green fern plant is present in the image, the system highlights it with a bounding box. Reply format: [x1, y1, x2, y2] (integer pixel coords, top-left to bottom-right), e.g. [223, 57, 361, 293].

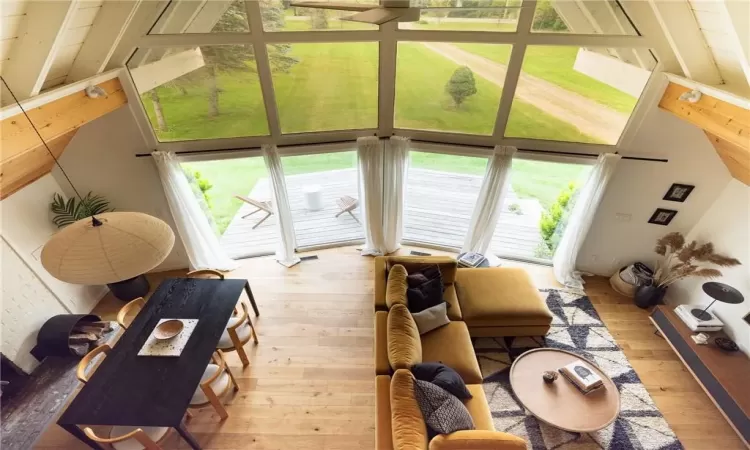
[50, 192, 112, 228]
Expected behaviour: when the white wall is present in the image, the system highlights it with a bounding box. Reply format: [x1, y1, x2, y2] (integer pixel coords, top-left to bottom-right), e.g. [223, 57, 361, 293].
[667, 179, 750, 354]
[52, 106, 189, 270]
[578, 98, 733, 276]
[1, 239, 69, 373]
[0, 174, 106, 312]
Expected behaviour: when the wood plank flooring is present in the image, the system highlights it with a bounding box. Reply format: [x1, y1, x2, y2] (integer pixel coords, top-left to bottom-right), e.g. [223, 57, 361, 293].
[35, 247, 745, 449]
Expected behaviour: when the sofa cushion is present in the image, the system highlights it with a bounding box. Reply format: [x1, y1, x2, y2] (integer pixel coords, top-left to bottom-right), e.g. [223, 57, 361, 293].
[408, 278, 444, 313]
[376, 375, 394, 450]
[464, 384, 494, 431]
[414, 379, 474, 435]
[421, 322, 482, 385]
[412, 303, 450, 335]
[455, 268, 553, 327]
[407, 265, 443, 289]
[386, 256, 458, 284]
[443, 285, 462, 321]
[412, 363, 471, 400]
[375, 311, 390, 375]
[391, 369, 428, 449]
[428, 431, 527, 450]
[388, 304, 422, 370]
[386, 264, 409, 309]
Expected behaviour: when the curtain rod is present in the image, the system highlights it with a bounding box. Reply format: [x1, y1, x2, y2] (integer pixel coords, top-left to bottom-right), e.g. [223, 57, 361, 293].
[135, 137, 668, 163]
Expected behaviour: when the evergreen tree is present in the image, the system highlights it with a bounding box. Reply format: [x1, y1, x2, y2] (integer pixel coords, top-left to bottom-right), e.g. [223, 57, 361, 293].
[445, 66, 477, 108]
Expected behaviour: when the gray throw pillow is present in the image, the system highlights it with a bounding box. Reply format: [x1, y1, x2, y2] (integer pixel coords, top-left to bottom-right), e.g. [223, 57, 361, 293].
[413, 379, 474, 435]
[411, 303, 450, 335]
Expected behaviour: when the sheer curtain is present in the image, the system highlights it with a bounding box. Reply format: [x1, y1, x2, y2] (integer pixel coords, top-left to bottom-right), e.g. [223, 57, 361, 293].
[151, 151, 238, 271]
[382, 136, 410, 254]
[553, 153, 621, 291]
[357, 136, 385, 256]
[261, 145, 300, 267]
[461, 146, 516, 254]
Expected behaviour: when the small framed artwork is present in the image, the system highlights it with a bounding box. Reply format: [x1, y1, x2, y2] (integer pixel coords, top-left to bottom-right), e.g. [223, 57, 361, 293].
[663, 184, 694, 202]
[744, 312, 750, 326]
[648, 208, 677, 226]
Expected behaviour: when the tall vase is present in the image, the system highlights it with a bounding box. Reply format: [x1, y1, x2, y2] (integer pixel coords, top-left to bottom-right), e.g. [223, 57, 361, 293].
[634, 284, 667, 309]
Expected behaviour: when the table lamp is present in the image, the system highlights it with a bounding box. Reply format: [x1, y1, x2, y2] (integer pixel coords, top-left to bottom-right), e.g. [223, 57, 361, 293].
[692, 282, 745, 321]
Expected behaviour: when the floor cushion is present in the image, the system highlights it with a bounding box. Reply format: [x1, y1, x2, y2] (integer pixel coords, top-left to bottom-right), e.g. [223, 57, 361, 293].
[420, 322, 482, 384]
[455, 268, 553, 327]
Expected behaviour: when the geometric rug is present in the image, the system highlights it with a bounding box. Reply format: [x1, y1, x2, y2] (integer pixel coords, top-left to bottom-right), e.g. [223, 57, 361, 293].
[474, 289, 683, 450]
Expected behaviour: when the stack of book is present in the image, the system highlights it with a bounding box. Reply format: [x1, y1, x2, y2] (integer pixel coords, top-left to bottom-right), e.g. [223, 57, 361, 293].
[674, 304, 723, 332]
[457, 252, 486, 268]
[558, 361, 603, 394]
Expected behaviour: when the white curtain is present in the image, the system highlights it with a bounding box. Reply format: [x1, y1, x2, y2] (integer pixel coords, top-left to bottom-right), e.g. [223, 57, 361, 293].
[357, 136, 385, 256]
[382, 136, 410, 254]
[151, 151, 238, 271]
[553, 153, 621, 291]
[461, 146, 517, 254]
[261, 145, 300, 268]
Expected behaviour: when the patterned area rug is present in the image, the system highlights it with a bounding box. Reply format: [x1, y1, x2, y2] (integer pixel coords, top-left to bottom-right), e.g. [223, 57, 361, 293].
[474, 289, 683, 450]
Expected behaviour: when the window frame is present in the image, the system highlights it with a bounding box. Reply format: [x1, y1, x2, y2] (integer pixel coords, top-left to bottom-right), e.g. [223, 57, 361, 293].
[122, 0, 664, 157]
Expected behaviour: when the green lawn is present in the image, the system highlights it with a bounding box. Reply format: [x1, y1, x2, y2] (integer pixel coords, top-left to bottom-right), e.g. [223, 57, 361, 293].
[454, 44, 638, 113]
[407, 21, 517, 32]
[185, 149, 589, 233]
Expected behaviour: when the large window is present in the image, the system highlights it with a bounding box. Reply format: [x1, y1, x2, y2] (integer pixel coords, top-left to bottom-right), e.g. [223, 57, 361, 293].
[130, 0, 657, 149]
[271, 43, 379, 133]
[180, 156, 278, 259]
[281, 151, 363, 248]
[403, 151, 487, 249]
[395, 42, 508, 135]
[490, 158, 592, 261]
[505, 46, 653, 144]
[128, 45, 268, 141]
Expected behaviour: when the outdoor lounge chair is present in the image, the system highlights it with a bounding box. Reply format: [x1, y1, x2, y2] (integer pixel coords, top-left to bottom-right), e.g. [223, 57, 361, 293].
[335, 195, 360, 224]
[235, 195, 274, 229]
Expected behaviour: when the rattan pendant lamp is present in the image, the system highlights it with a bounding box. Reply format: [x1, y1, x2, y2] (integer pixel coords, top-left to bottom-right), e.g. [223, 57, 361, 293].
[2, 77, 175, 298]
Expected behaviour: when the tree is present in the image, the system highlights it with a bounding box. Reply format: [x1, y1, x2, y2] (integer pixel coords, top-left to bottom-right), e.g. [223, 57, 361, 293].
[532, 0, 568, 32]
[149, 90, 168, 130]
[309, 8, 329, 29]
[445, 66, 477, 108]
[200, 0, 298, 117]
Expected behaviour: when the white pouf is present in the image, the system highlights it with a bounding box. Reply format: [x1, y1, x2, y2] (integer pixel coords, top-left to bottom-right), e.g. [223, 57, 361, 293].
[303, 185, 324, 211]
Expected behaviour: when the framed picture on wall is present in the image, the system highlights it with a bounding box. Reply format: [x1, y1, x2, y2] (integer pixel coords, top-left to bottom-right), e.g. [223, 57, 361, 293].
[744, 312, 750, 326]
[648, 209, 677, 226]
[663, 184, 695, 202]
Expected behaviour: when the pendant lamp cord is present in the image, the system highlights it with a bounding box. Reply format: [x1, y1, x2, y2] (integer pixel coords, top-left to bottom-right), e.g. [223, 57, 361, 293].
[1, 76, 102, 226]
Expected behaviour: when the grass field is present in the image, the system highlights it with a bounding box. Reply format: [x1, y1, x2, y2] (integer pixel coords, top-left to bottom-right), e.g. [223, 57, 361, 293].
[143, 42, 598, 142]
[184, 150, 590, 234]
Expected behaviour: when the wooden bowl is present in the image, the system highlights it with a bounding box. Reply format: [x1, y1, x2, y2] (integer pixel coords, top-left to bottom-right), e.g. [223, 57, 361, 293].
[154, 319, 184, 340]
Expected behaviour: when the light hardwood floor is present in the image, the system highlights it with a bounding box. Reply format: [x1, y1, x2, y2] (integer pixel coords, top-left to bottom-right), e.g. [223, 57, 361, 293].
[36, 246, 744, 449]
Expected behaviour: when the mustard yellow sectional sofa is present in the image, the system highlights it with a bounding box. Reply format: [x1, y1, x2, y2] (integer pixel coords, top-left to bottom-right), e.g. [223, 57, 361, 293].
[373, 255, 553, 449]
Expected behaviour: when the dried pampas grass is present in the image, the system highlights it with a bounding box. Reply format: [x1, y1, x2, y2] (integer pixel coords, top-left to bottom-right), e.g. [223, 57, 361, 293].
[653, 232, 740, 287]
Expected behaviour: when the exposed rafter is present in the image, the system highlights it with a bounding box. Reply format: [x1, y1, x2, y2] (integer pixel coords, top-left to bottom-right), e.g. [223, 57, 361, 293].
[648, 0, 723, 85]
[1, 0, 79, 100]
[66, 0, 142, 83]
[716, 0, 750, 88]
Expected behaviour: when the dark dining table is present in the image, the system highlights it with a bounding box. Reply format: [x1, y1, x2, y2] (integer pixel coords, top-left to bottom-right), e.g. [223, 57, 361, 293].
[57, 277, 248, 450]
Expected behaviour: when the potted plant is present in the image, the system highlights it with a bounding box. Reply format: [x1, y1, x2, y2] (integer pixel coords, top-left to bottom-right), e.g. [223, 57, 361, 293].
[635, 232, 741, 308]
[50, 192, 112, 228]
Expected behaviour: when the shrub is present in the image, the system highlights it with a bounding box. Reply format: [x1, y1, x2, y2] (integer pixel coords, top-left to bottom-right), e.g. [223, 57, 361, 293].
[539, 182, 578, 253]
[184, 168, 214, 209]
[445, 66, 478, 108]
[508, 203, 523, 215]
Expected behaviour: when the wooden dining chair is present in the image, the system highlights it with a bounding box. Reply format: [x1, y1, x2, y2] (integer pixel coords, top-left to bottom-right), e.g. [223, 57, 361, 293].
[187, 269, 259, 366]
[83, 426, 169, 450]
[116, 297, 145, 329]
[76, 344, 111, 383]
[189, 350, 239, 420]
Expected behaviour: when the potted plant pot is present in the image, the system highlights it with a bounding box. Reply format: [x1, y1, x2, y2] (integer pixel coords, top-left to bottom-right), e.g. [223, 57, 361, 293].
[634, 284, 667, 309]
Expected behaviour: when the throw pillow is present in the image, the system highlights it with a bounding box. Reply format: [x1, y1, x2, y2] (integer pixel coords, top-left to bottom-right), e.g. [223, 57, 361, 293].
[412, 363, 473, 400]
[407, 265, 443, 289]
[407, 277, 444, 313]
[411, 303, 450, 335]
[413, 379, 474, 435]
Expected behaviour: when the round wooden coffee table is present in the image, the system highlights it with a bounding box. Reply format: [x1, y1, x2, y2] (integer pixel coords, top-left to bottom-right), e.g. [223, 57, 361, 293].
[509, 348, 620, 433]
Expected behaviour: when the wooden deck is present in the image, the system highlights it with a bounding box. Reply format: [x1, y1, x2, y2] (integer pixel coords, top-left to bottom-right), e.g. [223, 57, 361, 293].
[220, 168, 544, 259]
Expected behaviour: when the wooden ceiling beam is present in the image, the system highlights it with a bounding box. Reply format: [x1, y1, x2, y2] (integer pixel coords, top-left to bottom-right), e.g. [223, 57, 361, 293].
[0, 77, 127, 199]
[659, 82, 750, 186]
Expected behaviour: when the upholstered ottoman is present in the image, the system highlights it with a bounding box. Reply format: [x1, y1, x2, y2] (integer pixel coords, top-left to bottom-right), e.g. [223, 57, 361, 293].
[455, 267, 553, 337]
